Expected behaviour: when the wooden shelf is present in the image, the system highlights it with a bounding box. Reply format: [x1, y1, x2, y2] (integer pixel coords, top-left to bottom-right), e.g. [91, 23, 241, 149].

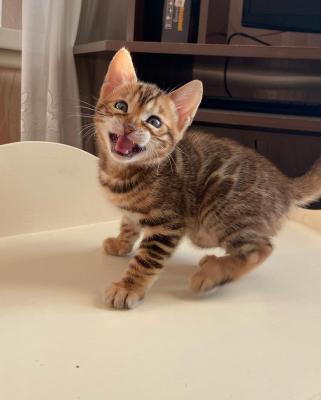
[195, 109, 321, 133]
[74, 40, 321, 60]
[76, 2, 321, 195]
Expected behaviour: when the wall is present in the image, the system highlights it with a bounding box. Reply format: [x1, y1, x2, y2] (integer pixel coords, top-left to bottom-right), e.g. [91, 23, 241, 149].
[0, 0, 21, 144]
[0, 64, 21, 144]
[1, 0, 22, 29]
[76, 0, 128, 44]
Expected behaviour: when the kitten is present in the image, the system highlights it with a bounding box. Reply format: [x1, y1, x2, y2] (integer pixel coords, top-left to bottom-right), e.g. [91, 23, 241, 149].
[94, 48, 321, 309]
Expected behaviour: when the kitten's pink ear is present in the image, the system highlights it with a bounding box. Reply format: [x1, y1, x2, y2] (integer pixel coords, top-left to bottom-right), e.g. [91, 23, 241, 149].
[101, 47, 137, 97]
[169, 80, 203, 131]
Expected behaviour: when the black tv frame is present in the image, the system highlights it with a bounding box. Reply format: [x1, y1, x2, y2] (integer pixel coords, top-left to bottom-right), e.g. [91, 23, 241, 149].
[242, 0, 321, 34]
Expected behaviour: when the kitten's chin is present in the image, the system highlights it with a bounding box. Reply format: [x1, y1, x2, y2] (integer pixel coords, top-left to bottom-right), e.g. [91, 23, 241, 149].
[109, 151, 148, 164]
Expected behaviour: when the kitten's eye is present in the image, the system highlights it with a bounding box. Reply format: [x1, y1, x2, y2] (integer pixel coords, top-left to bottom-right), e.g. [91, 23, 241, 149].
[147, 116, 162, 128]
[114, 101, 128, 112]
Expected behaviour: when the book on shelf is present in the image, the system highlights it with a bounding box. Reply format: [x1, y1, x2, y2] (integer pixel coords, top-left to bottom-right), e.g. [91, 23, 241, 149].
[162, 0, 199, 43]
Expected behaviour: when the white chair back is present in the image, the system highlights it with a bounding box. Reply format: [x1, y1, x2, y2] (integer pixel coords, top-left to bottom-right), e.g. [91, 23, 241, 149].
[0, 141, 119, 237]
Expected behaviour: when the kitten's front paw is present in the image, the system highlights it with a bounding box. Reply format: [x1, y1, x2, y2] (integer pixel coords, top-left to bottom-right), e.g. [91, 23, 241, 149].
[103, 237, 132, 256]
[104, 282, 144, 309]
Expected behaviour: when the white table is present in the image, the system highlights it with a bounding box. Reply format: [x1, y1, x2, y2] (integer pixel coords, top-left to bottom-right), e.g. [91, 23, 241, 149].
[1, 219, 320, 400]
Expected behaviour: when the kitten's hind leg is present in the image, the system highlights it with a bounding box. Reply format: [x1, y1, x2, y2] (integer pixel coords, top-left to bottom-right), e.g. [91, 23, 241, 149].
[103, 215, 141, 256]
[190, 241, 272, 294]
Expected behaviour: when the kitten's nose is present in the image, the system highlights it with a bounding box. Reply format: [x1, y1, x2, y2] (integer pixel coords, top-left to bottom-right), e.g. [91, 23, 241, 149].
[124, 123, 136, 135]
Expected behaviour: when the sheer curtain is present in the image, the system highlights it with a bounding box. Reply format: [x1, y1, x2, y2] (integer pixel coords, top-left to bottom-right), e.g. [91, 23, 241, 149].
[21, 0, 82, 147]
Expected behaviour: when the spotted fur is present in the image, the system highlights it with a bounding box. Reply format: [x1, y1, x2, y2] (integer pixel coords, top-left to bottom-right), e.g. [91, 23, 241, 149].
[95, 48, 321, 309]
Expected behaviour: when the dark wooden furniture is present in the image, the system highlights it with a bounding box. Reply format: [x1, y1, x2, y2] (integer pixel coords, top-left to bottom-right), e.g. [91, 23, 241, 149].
[75, 39, 321, 61]
[74, 0, 321, 208]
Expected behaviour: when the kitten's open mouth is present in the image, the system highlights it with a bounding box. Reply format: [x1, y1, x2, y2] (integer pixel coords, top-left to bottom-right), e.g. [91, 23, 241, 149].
[109, 133, 146, 158]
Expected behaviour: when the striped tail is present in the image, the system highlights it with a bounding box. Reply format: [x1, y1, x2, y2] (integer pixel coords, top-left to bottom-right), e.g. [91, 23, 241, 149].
[291, 156, 321, 206]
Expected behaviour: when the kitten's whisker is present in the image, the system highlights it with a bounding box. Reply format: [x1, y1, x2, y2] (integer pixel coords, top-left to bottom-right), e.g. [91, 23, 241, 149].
[149, 146, 162, 175]
[77, 102, 107, 117]
[83, 132, 96, 140]
[80, 131, 95, 141]
[78, 121, 96, 130]
[156, 142, 172, 173]
[82, 128, 96, 140]
[82, 131, 96, 147]
[79, 99, 98, 108]
[68, 121, 95, 137]
[164, 149, 176, 175]
[168, 154, 177, 175]
[176, 145, 188, 158]
[77, 104, 96, 111]
[79, 105, 103, 114]
[81, 109, 106, 118]
[67, 114, 96, 119]
[77, 124, 96, 138]
[153, 142, 176, 175]
[80, 125, 96, 134]
[69, 104, 106, 118]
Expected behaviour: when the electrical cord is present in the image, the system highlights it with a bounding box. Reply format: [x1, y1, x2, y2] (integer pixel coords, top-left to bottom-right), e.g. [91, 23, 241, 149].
[223, 32, 271, 98]
[227, 32, 271, 46]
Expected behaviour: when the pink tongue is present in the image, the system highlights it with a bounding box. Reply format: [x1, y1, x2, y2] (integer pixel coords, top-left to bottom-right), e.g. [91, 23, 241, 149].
[115, 135, 135, 154]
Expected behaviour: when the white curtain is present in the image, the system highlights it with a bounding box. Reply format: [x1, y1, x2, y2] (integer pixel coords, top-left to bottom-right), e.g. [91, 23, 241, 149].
[21, 0, 82, 147]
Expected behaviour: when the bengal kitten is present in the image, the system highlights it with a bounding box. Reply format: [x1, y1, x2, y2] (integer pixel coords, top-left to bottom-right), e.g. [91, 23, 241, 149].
[94, 48, 321, 309]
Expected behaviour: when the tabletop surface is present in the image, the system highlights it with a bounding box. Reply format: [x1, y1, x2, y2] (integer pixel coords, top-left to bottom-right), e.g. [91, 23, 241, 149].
[0, 220, 320, 400]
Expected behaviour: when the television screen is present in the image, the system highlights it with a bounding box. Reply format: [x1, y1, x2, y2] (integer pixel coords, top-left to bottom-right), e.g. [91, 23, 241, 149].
[242, 0, 321, 33]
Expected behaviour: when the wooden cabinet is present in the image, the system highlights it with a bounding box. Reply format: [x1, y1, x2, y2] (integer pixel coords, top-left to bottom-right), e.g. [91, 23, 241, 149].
[74, 0, 321, 208]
